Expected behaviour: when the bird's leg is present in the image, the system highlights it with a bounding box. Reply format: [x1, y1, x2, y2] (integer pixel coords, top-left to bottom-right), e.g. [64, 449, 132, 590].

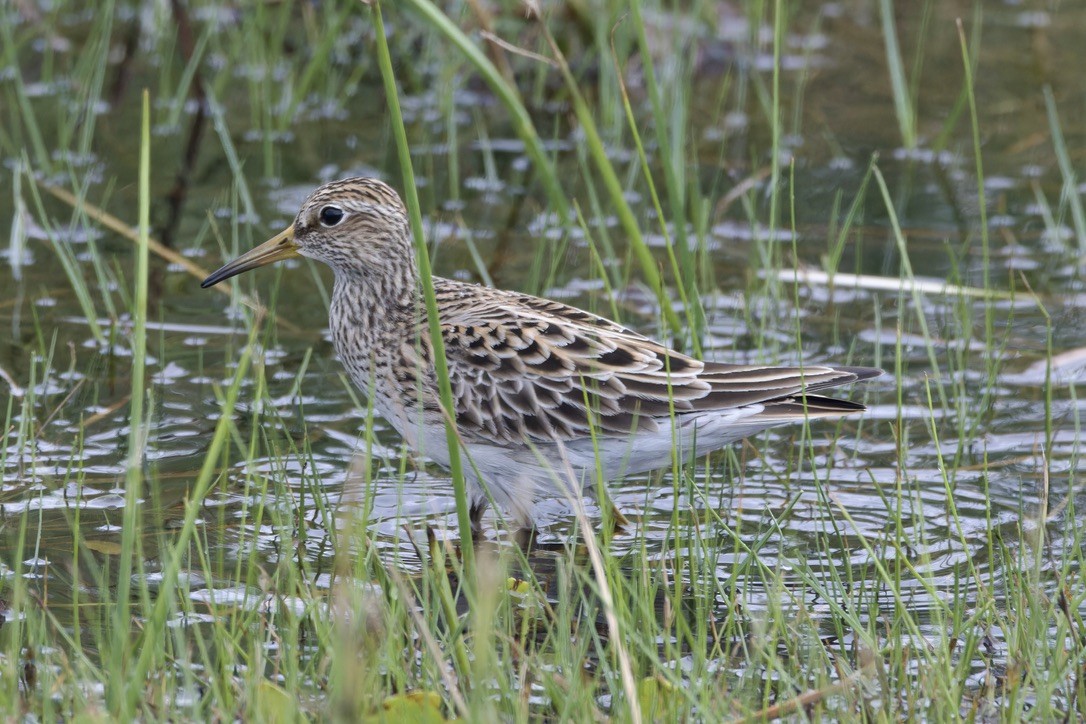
[514, 524, 538, 552]
[607, 502, 631, 532]
[469, 498, 488, 538]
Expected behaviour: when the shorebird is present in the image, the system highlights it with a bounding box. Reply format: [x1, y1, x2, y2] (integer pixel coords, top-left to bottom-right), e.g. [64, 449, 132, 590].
[202, 177, 881, 531]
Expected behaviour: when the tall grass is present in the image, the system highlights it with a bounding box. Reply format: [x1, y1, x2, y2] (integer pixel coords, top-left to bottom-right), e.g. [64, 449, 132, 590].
[107, 87, 152, 717]
[878, 0, 917, 150]
[0, 0, 1083, 720]
[371, 0, 477, 636]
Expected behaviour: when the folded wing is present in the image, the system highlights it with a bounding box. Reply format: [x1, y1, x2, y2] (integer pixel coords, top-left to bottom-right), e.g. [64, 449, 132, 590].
[435, 280, 878, 445]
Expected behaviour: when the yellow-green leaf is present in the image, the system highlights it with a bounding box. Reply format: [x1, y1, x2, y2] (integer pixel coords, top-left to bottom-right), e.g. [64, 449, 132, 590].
[364, 690, 448, 723]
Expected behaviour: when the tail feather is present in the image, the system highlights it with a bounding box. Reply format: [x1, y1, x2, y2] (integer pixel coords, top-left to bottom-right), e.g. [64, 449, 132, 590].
[695, 364, 882, 413]
[757, 393, 868, 419]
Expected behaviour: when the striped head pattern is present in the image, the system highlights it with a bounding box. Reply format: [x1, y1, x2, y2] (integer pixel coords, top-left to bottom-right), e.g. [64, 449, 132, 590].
[292, 178, 414, 276]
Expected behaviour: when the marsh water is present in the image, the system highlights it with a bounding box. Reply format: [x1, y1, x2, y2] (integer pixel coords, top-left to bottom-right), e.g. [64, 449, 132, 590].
[2, 0, 1084, 709]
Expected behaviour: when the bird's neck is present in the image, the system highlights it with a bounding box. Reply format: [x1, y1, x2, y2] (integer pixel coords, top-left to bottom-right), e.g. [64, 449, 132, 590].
[329, 262, 433, 381]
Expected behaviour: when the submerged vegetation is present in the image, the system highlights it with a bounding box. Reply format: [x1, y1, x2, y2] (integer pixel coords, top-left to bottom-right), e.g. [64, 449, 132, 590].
[1, 0, 1084, 720]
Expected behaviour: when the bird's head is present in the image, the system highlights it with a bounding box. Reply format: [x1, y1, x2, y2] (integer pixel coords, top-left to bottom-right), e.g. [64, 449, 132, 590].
[201, 177, 411, 288]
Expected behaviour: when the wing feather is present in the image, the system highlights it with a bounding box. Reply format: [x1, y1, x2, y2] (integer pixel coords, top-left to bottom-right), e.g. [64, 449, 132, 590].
[434, 279, 874, 444]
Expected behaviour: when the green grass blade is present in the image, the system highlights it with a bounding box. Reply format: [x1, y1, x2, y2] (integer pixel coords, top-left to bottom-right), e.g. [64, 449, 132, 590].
[879, 0, 917, 148]
[108, 87, 151, 718]
[398, 0, 569, 223]
[370, 0, 476, 587]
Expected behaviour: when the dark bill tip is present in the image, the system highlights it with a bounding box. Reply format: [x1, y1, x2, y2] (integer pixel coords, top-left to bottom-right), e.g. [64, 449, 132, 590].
[199, 226, 298, 289]
[201, 268, 233, 288]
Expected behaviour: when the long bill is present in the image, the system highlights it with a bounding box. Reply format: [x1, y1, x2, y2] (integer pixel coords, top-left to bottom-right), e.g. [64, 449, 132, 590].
[201, 225, 300, 288]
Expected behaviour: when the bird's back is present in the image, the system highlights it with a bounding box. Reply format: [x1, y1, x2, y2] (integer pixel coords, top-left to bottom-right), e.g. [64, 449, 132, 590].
[431, 277, 879, 449]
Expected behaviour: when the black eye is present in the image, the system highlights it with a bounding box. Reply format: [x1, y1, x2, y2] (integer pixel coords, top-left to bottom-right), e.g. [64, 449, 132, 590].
[319, 205, 344, 227]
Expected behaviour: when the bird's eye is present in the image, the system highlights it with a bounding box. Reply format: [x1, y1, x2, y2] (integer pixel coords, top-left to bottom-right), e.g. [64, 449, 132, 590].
[318, 206, 344, 227]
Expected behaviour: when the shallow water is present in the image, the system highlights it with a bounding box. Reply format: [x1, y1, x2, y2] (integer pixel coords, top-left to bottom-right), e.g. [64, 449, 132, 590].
[2, 0, 1084, 712]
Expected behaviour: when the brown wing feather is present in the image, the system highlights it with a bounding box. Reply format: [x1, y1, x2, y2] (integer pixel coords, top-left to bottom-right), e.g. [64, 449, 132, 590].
[434, 279, 873, 444]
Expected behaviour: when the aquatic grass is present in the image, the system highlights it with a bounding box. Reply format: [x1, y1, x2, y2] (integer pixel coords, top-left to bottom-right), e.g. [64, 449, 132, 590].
[732, 0, 791, 358]
[399, 0, 570, 222]
[535, 13, 687, 335]
[20, 170, 106, 346]
[64, 1, 115, 161]
[0, 21, 50, 170]
[823, 156, 878, 276]
[106, 88, 151, 717]
[1043, 86, 1086, 254]
[877, 0, 917, 149]
[163, 25, 211, 131]
[285, 4, 359, 127]
[127, 327, 260, 714]
[1, 1, 1085, 720]
[393, 0, 709, 337]
[371, 0, 475, 585]
[956, 18, 995, 351]
[872, 164, 949, 414]
[2, 0, 116, 175]
[932, 4, 981, 155]
[627, 0, 700, 309]
[612, 9, 703, 350]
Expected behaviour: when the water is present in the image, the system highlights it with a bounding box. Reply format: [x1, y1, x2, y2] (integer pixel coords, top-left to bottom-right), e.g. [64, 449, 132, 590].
[1, 0, 1084, 712]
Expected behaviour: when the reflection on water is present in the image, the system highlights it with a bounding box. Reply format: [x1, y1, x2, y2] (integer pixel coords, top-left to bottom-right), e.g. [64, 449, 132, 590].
[2, 0, 1085, 709]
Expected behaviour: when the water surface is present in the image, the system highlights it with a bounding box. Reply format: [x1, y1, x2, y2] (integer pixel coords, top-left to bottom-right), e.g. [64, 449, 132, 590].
[1, 0, 1084, 711]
